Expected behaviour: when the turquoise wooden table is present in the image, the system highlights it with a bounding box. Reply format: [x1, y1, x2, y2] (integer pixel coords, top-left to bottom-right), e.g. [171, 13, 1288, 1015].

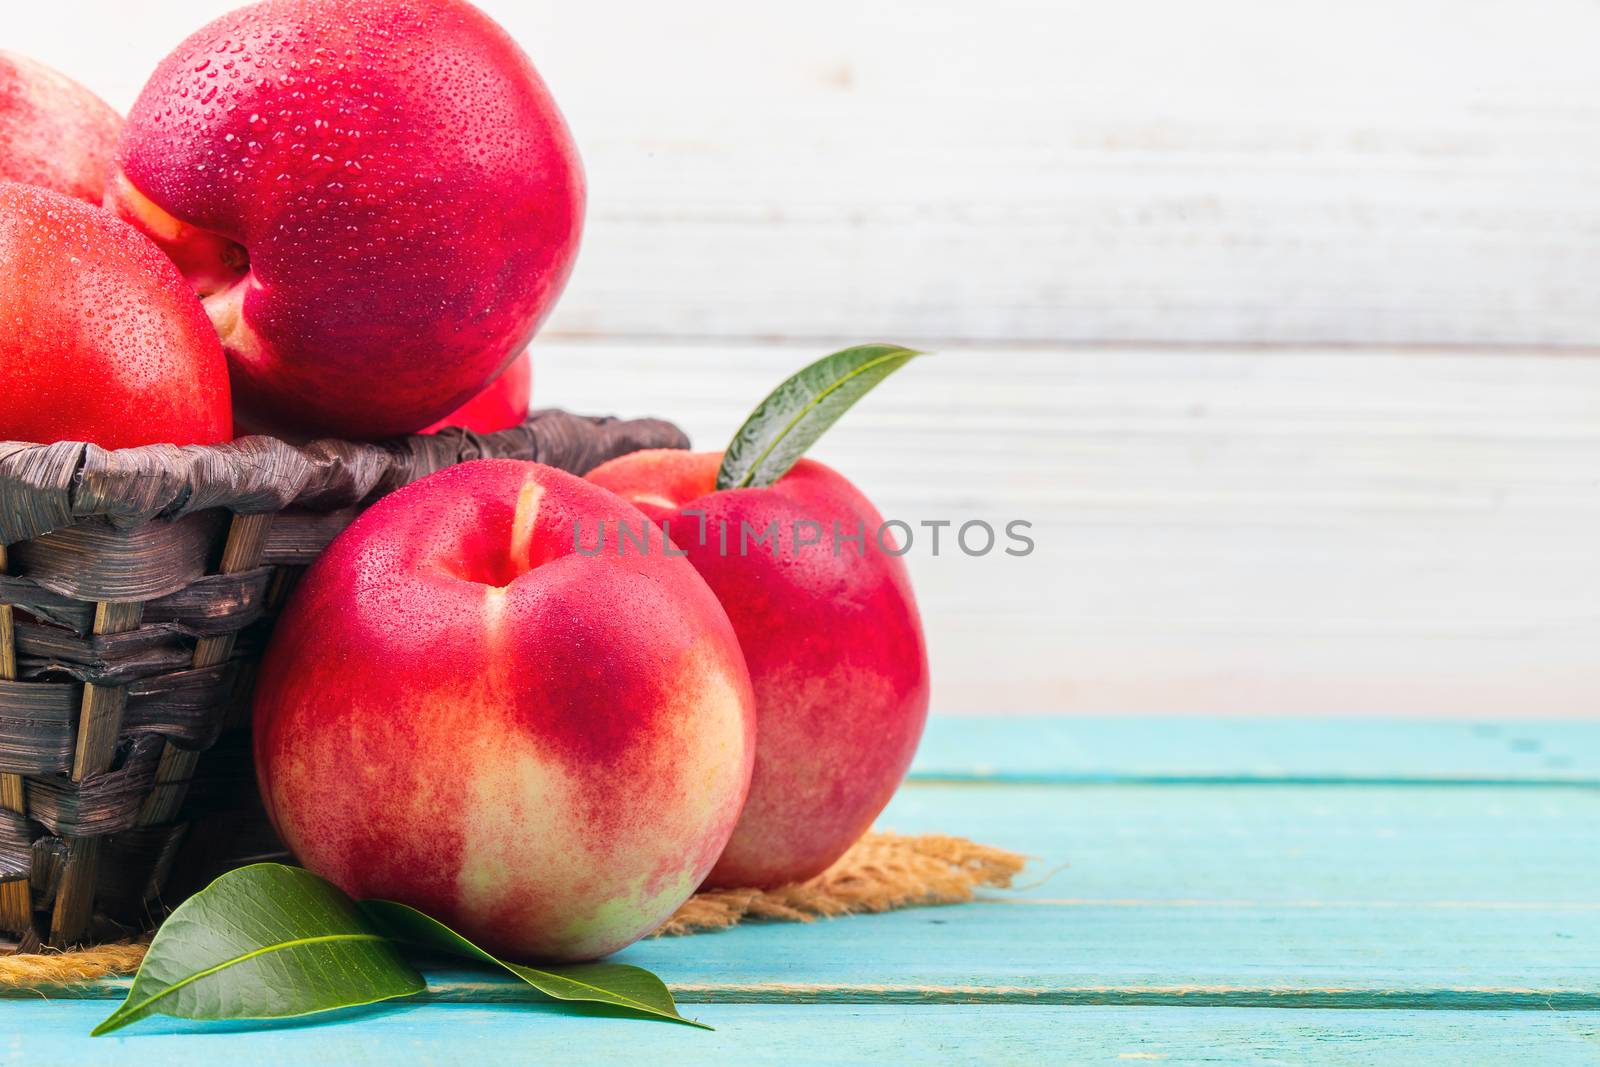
[5, 717, 1598, 1064]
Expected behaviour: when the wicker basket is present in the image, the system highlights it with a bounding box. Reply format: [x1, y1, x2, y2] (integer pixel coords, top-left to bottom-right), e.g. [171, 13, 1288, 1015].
[0, 409, 686, 949]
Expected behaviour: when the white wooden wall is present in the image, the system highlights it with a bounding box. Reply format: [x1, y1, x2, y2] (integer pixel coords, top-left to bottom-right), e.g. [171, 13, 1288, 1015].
[14, 0, 1600, 715]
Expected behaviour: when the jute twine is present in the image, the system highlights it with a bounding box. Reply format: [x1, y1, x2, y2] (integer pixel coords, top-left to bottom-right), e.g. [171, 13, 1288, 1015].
[0, 831, 1023, 989]
[656, 831, 1024, 935]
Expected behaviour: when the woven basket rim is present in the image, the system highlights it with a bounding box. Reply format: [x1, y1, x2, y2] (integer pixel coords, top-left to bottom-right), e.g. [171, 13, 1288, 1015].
[0, 409, 688, 546]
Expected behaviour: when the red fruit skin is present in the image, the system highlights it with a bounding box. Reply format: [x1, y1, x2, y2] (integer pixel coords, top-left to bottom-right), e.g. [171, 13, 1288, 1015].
[587, 451, 930, 888]
[421, 349, 531, 434]
[253, 459, 756, 960]
[0, 182, 232, 448]
[0, 52, 122, 203]
[110, 0, 584, 440]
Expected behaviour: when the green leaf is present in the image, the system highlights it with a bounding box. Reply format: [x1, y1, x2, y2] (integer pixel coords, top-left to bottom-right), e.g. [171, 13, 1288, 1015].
[360, 899, 710, 1030]
[92, 864, 424, 1037]
[716, 342, 926, 490]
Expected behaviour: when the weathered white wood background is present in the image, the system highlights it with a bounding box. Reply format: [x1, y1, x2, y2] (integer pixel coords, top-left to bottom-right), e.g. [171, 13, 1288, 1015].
[16, 0, 1600, 715]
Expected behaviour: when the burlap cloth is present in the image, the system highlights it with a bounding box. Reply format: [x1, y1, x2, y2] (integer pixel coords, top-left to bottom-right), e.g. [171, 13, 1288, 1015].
[0, 831, 1023, 988]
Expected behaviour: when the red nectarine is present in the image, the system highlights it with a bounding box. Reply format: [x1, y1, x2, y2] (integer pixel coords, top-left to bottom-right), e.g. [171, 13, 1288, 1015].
[254, 459, 756, 960]
[422, 349, 531, 435]
[0, 51, 121, 203]
[588, 450, 930, 888]
[109, 0, 583, 440]
[0, 182, 232, 448]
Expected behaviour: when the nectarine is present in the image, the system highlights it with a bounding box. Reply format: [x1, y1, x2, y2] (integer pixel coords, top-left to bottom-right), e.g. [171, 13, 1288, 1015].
[0, 51, 121, 203]
[422, 349, 531, 434]
[588, 450, 930, 888]
[110, 0, 583, 440]
[254, 459, 756, 960]
[0, 182, 232, 448]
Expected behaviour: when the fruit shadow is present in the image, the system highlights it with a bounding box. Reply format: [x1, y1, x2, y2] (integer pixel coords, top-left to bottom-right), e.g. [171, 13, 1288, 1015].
[410, 953, 708, 1027]
[104, 992, 683, 1038]
[103, 1000, 403, 1037]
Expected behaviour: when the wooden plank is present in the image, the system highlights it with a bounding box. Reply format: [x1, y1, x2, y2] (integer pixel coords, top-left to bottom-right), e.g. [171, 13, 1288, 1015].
[910, 717, 1600, 784]
[603, 782, 1600, 1007]
[539, 340, 1600, 718]
[17, 0, 1600, 347]
[877, 780, 1600, 907]
[517, 0, 1600, 347]
[17, 776, 1599, 1007]
[7, 1004, 1600, 1066]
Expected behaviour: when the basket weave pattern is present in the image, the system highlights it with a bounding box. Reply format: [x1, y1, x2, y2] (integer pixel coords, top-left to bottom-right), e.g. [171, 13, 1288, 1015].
[0, 410, 686, 949]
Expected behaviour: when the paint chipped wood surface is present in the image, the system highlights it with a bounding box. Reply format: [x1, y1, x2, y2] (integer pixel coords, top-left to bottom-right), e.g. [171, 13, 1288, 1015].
[9, 717, 1597, 1063]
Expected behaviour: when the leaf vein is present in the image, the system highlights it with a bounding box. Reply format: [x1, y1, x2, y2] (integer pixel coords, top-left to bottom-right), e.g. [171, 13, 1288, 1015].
[735, 351, 910, 488]
[99, 933, 390, 1031]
